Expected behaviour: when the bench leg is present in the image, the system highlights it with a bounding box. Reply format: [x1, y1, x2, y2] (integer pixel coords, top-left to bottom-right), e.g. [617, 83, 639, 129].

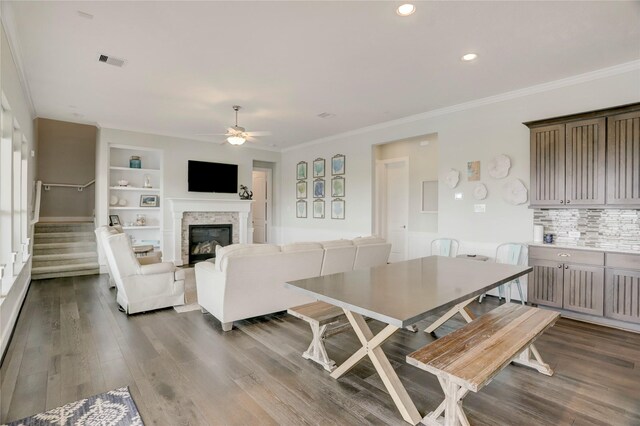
[423, 377, 470, 426]
[302, 323, 336, 372]
[424, 298, 476, 334]
[511, 344, 553, 376]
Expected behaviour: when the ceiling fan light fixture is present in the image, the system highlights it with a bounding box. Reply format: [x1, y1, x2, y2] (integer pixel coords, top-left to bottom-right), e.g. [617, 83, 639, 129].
[396, 4, 416, 16]
[227, 135, 246, 146]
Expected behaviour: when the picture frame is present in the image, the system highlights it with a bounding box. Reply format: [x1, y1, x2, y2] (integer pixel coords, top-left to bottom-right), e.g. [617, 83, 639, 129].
[140, 194, 159, 207]
[331, 154, 345, 175]
[296, 180, 307, 199]
[313, 179, 325, 198]
[296, 200, 307, 218]
[313, 158, 325, 178]
[331, 198, 345, 220]
[331, 176, 345, 197]
[467, 160, 480, 181]
[313, 199, 325, 219]
[109, 214, 121, 226]
[296, 161, 308, 180]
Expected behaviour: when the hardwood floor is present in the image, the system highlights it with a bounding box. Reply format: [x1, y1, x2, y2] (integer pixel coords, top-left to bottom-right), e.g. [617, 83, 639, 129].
[2, 274, 640, 425]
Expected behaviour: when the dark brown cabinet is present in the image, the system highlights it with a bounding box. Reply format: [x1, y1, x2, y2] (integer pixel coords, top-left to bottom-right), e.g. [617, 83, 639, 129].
[526, 103, 640, 208]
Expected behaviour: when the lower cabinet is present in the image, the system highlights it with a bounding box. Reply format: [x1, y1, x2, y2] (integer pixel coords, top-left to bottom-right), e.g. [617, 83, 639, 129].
[563, 264, 604, 316]
[528, 259, 564, 308]
[605, 268, 640, 324]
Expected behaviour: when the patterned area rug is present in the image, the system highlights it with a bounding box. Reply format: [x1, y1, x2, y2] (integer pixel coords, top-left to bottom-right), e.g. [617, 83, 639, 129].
[3, 387, 144, 426]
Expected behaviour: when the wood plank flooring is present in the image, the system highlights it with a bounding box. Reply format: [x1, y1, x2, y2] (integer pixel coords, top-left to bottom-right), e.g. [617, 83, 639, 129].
[2, 274, 640, 425]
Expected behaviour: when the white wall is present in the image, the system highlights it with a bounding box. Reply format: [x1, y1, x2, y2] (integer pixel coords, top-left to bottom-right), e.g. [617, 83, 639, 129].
[279, 67, 640, 261]
[0, 20, 36, 359]
[95, 128, 280, 264]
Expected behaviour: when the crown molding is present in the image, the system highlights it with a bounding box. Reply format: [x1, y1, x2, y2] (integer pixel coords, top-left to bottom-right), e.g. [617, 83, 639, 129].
[0, 2, 36, 118]
[282, 60, 640, 153]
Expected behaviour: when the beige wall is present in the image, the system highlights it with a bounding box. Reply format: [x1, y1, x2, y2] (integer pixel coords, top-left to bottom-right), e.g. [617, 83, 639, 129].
[36, 118, 97, 218]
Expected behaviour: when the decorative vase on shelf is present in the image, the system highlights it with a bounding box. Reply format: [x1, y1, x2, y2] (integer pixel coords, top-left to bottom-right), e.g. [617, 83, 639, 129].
[143, 174, 152, 188]
[135, 214, 146, 226]
[129, 156, 141, 169]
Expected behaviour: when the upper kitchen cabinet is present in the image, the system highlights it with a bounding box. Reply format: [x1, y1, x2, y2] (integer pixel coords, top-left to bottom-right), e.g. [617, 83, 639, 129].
[525, 103, 640, 208]
[607, 110, 640, 205]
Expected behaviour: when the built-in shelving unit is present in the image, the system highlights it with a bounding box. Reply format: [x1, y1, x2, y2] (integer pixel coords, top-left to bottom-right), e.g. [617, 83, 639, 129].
[108, 145, 163, 250]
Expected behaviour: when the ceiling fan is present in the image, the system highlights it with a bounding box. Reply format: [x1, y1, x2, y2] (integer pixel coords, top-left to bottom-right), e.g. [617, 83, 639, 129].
[197, 105, 271, 146]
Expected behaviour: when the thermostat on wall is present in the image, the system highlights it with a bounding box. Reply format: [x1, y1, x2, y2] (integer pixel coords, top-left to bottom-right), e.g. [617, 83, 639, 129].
[474, 204, 486, 213]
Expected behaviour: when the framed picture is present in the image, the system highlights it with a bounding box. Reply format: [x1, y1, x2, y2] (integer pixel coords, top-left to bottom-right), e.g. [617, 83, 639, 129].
[296, 180, 307, 199]
[140, 195, 159, 207]
[296, 200, 307, 218]
[313, 199, 325, 219]
[331, 198, 345, 220]
[313, 179, 325, 198]
[467, 161, 480, 181]
[296, 161, 308, 180]
[313, 158, 325, 178]
[331, 154, 345, 175]
[331, 176, 345, 197]
[109, 214, 121, 226]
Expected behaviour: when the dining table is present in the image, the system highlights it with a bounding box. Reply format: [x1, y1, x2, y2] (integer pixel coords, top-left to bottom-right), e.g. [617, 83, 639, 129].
[285, 255, 533, 425]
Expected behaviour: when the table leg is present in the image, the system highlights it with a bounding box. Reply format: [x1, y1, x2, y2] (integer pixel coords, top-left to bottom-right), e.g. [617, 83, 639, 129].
[424, 298, 476, 334]
[331, 309, 422, 425]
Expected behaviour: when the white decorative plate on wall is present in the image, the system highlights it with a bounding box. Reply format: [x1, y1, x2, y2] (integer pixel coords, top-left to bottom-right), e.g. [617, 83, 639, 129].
[473, 183, 488, 200]
[488, 154, 511, 179]
[503, 179, 528, 205]
[445, 169, 460, 189]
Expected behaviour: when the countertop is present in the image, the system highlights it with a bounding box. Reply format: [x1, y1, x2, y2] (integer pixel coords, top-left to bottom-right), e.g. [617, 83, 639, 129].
[527, 241, 640, 255]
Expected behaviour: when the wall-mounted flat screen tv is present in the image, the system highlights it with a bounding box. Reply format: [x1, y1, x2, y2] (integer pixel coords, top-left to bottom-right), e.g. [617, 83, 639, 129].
[188, 160, 238, 194]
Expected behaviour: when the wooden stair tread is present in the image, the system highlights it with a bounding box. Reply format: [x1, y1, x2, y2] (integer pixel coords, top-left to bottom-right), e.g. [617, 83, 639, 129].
[407, 303, 559, 392]
[288, 301, 344, 325]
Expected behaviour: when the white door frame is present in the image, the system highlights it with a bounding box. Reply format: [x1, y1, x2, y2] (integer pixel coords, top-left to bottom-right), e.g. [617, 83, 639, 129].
[252, 167, 273, 243]
[374, 157, 409, 261]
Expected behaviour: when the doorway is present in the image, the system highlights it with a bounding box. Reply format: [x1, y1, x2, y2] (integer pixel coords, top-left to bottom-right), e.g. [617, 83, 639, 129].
[251, 167, 272, 243]
[375, 158, 409, 262]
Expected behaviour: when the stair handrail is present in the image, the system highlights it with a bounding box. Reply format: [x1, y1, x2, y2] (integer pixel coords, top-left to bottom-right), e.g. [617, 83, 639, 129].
[42, 179, 95, 192]
[30, 180, 42, 226]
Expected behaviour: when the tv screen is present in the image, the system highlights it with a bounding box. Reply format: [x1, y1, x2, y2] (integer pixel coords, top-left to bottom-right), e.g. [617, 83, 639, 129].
[188, 160, 238, 194]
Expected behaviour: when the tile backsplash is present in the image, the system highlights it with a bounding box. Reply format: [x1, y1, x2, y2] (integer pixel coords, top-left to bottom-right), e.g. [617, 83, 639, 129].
[534, 209, 640, 251]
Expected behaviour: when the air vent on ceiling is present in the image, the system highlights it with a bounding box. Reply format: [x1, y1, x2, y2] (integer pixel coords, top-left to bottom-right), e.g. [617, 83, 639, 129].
[317, 112, 336, 119]
[98, 54, 126, 67]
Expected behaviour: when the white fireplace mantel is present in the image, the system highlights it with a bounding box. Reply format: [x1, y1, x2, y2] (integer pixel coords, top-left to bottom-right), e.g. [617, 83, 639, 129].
[167, 198, 252, 265]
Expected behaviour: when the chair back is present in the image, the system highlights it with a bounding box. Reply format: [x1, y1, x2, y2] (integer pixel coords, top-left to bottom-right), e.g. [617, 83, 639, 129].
[495, 243, 528, 266]
[431, 238, 459, 257]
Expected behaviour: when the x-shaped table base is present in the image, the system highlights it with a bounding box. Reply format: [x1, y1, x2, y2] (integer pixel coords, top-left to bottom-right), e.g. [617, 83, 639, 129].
[330, 309, 422, 425]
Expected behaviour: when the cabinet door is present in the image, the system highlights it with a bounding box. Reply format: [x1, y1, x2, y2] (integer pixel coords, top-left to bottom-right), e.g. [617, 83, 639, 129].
[562, 265, 604, 316]
[565, 118, 606, 205]
[607, 111, 640, 205]
[528, 258, 563, 308]
[605, 268, 640, 324]
[530, 125, 565, 206]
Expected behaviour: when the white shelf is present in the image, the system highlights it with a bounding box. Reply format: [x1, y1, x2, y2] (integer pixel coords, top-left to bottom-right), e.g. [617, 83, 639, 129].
[109, 207, 160, 211]
[109, 186, 160, 192]
[122, 226, 160, 230]
[110, 166, 160, 173]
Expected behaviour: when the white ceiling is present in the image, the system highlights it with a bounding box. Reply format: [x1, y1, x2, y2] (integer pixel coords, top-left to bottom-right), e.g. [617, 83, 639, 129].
[8, 1, 640, 149]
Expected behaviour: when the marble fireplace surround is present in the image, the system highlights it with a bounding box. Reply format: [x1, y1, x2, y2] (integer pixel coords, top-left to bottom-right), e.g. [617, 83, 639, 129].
[168, 198, 252, 266]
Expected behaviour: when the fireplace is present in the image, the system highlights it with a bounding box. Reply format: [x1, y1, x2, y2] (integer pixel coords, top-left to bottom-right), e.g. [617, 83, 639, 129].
[188, 224, 232, 264]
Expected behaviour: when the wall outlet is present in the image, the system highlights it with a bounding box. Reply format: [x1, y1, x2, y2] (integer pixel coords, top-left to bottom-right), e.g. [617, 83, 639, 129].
[473, 204, 486, 213]
[454, 192, 463, 200]
[568, 231, 581, 238]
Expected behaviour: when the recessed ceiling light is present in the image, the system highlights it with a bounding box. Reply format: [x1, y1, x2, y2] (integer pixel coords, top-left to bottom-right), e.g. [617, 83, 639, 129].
[461, 53, 478, 61]
[396, 4, 416, 16]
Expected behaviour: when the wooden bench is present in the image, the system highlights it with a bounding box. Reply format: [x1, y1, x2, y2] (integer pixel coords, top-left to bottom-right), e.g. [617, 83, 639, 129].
[407, 303, 559, 426]
[288, 301, 345, 372]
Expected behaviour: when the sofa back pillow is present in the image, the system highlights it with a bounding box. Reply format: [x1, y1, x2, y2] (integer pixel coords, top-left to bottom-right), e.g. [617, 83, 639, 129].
[216, 243, 281, 272]
[320, 239, 354, 248]
[281, 242, 324, 252]
[353, 236, 386, 246]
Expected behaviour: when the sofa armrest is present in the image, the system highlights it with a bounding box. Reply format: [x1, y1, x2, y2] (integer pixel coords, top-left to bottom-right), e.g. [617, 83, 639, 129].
[139, 262, 176, 275]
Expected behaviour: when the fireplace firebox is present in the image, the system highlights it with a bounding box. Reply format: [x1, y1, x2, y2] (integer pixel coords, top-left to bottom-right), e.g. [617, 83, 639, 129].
[188, 224, 232, 264]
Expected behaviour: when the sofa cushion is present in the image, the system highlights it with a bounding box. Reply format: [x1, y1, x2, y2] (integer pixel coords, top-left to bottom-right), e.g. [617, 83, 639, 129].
[353, 236, 386, 246]
[320, 239, 354, 248]
[281, 242, 324, 252]
[215, 244, 281, 271]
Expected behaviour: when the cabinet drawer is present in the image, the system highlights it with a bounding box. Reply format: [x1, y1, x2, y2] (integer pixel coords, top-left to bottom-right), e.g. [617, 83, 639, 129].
[529, 247, 604, 266]
[605, 253, 640, 270]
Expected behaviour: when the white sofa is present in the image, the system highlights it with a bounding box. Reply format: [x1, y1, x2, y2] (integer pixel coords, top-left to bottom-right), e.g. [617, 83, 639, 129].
[195, 237, 391, 331]
[102, 232, 185, 314]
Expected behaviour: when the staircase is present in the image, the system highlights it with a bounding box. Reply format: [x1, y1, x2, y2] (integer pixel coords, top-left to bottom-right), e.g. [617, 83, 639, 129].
[32, 222, 99, 280]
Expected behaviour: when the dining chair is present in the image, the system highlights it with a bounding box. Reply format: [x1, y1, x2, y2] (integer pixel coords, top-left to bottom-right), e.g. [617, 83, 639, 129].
[430, 238, 459, 257]
[479, 242, 527, 305]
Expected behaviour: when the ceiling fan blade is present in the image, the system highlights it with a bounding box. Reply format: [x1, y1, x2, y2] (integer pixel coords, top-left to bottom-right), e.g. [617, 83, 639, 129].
[195, 133, 230, 136]
[245, 130, 272, 136]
